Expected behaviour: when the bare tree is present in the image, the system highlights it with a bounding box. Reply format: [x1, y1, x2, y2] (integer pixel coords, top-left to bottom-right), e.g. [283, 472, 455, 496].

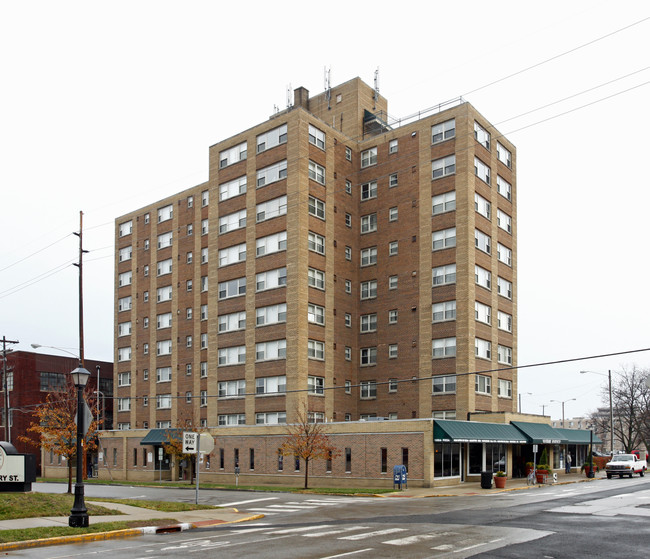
[280, 407, 340, 489]
[609, 366, 649, 452]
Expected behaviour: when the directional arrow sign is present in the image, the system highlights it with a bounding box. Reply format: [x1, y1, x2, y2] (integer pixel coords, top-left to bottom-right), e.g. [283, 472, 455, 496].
[183, 431, 198, 454]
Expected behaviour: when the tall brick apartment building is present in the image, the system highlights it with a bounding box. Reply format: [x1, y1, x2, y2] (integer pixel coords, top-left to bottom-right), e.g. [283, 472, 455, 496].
[107, 77, 524, 486]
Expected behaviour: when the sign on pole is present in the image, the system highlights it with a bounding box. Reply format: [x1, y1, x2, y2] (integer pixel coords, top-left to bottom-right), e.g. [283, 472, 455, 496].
[183, 431, 198, 454]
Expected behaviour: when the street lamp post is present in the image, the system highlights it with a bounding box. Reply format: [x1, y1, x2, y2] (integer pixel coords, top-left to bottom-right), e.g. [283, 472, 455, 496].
[550, 398, 576, 428]
[580, 369, 614, 453]
[69, 366, 91, 528]
[518, 392, 532, 414]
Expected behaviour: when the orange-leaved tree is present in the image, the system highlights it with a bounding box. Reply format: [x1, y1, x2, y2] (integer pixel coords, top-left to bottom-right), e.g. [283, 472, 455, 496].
[19, 381, 100, 493]
[280, 407, 340, 489]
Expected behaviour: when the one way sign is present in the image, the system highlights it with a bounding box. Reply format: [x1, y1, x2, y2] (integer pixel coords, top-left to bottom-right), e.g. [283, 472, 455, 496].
[183, 431, 198, 454]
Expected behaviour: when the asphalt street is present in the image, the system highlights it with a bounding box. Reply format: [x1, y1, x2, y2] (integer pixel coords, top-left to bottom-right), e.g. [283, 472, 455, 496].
[23, 477, 650, 558]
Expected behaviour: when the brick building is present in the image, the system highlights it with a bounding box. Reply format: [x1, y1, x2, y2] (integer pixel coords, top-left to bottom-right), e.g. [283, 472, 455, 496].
[1, 350, 113, 473]
[107, 77, 523, 485]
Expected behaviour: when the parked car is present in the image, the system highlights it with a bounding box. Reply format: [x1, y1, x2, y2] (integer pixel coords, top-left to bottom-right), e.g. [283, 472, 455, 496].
[605, 453, 647, 479]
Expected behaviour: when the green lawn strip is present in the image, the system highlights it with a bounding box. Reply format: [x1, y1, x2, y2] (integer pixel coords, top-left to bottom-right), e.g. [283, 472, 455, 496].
[0, 493, 121, 521]
[37, 478, 394, 495]
[88, 498, 216, 512]
[0, 519, 178, 544]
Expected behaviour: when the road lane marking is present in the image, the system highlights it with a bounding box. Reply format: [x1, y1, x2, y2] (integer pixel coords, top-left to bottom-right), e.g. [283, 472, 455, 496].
[383, 534, 439, 545]
[304, 526, 372, 537]
[272, 525, 335, 535]
[218, 497, 278, 507]
[339, 528, 407, 540]
[319, 549, 374, 558]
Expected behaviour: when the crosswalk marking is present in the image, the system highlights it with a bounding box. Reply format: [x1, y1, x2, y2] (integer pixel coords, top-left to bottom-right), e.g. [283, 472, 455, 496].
[272, 525, 335, 535]
[383, 533, 439, 546]
[339, 527, 407, 540]
[219, 497, 278, 507]
[303, 526, 371, 538]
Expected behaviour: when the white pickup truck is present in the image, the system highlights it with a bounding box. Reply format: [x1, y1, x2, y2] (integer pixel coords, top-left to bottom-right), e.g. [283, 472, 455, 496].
[605, 453, 647, 479]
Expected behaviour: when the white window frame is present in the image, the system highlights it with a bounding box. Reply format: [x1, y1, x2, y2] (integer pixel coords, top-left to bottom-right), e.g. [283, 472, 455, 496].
[308, 267, 325, 290]
[432, 155, 455, 179]
[432, 227, 456, 251]
[475, 193, 491, 220]
[360, 313, 377, 333]
[474, 157, 491, 184]
[218, 311, 247, 333]
[118, 220, 132, 237]
[118, 246, 132, 262]
[432, 264, 456, 286]
[433, 375, 456, 394]
[432, 300, 456, 323]
[432, 119, 455, 144]
[475, 338, 492, 360]
[308, 160, 325, 185]
[308, 232, 325, 255]
[475, 374, 492, 395]
[498, 311, 513, 333]
[360, 181, 377, 201]
[498, 345, 513, 365]
[432, 191, 456, 215]
[118, 271, 132, 287]
[497, 277, 512, 299]
[256, 231, 287, 257]
[257, 303, 287, 326]
[360, 246, 377, 267]
[118, 296, 132, 312]
[497, 175, 512, 201]
[475, 301, 492, 325]
[474, 121, 491, 150]
[156, 366, 172, 383]
[157, 231, 173, 249]
[218, 277, 246, 300]
[497, 243, 512, 266]
[360, 213, 377, 234]
[256, 267, 287, 291]
[497, 142, 512, 168]
[256, 375, 286, 395]
[360, 347, 377, 366]
[308, 196, 325, 219]
[256, 123, 287, 153]
[219, 141, 247, 168]
[219, 209, 247, 234]
[497, 209, 512, 234]
[218, 380, 246, 398]
[475, 229, 491, 254]
[257, 195, 287, 222]
[308, 339, 325, 360]
[218, 345, 246, 366]
[219, 243, 246, 267]
[156, 286, 172, 302]
[432, 337, 456, 358]
[307, 303, 325, 326]
[157, 312, 172, 329]
[256, 339, 287, 361]
[361, 147, 377, 168]
[360, 280, 377, 300]
[498, 379, 513, 398]
[360, 380, 377, 398]
[308, 124, 325, 150]
[157, 204, 173, 223]
[219, 176, 247, 201]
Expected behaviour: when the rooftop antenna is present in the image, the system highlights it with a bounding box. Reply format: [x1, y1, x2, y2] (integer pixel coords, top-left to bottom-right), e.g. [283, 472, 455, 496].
[324, 66, 331, 110]
[286, 83, 293, 109]
[373, 67, 380, 110]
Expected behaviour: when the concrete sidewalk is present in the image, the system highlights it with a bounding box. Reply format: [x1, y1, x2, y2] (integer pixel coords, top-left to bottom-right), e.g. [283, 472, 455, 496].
[385, 470, 605, 498]
[0, 471, 603, 551]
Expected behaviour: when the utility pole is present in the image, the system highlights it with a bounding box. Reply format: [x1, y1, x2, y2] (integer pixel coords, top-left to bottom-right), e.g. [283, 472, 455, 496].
[72, 211, 88, 367]
[2, 336, 19, 442]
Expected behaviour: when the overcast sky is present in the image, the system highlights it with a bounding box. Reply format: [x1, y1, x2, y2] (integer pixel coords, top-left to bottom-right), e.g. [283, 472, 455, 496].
[1, 1, 648, 421]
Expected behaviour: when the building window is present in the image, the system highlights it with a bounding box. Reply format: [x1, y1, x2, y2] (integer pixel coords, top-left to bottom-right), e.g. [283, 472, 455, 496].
[187, 224, 193, 236]
[308, 232, 325, 255]
[389, 139, 398, 153]
[186, 280, 192, 293]
[345, 246, 352, 261]
[497, 277, 512, 299]
[475, 265, 491, 290]
[308, 303, 325, 326]
[220, 209, 247, 233]
[432, 264, 456, 286]
[117, 322, 131, 336]
[432, 118, 455, 144]
[432, 337, 456, 358]
[218, 345, 246, 366]
[308, 339, 325, 360]
[345, 213, 351, 227]
[498, 379, 513, 398]
[256, 196, 287, 223]
[360, 181, 377, 201]
[360, 213, 377, 234]
[360, 380, 377, 398]
[388, 379, 398, 393]
[308, 160, 325, 185]
[360, 313, 377, 333]
[256, 231, 287, 257]
[432, 228, 456, 251]
[117, 372, 131, 387]
[186, 363, 192, 375]
[345, 180, 352, 194]
[498, 345, 513, 365]
[218, 243, 246, 267]
[257, 160, 288, 187]
[201, 189, 209, 207]
[345, 448, 352, 472]
[345, 379, 352, 393]
[157, 258, 172, 276]
[344, 313, 352, 327]
[389, 173, 398, 188]
[475, 301, 491, 325]
[361, 147, 377, 168]
[308, 124, 325, 149]
[256, 267, 286, 291]
[200, 362, 207, 378]
[360, 247, 377, 267]
[256, 123, 287, 153]
[432, 155, 455, 179]
[498, 311, 513, 332]
[345, 279, 352, 294]
[308, 267, 325, 290]
[433, 375, 456, 394]
[388, 309, 398, 324]
[256, 339, 287, 361]
[219, 414, 246, 426]
[475, 157, 491, 185]
[475, 229, 491, 254]
[475, 193, 491, 220]
[256, 304, 286, 327]
[497, 243, 512, 266]
[156, 366, 172, 383]
[186, 336, 192, 348]
[496, 141, 512, 168]
[216, 311, 245, 333]
[156, 394, 172, 409]
[118, 246, 132, 262]
[388, 275, 398, 289]
[360, 280, 377, 300]
[143, 317, 149, 328]
[201, 304, 208, 321]
[158, 204, 173, 223]
[474, 121, 491, 150]
[475, 374, 492, 395]
[255, 375, 287, 396]
[388, 207, 398, 221]
[308, 376, 325, 395]
[117, 347, 131, 362]
[218, 277, 246, 300]
[186, 251, 193, 264]
[360, 347, 377, 366]
[388, 241, 398, 256]
[345, 147, 352, 161]
[157, 231, 173, 249]
[308, 196, 326, 219]
[432, 300, 456, 322]
[118, 220, 132, 237]
[475, 338, 492, 360]
[345, 347, 352, 361]
[117, 398, 130, 412]
[219, 176, 247, 201]
[388, 344, 398, 359]
[219, 141, 247, 168]
[256, 412, 287, 425]
[497, 209, 512, 234]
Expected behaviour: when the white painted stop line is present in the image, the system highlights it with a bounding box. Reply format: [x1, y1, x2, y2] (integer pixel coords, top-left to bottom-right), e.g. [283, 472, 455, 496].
[339, 528, 407, 540]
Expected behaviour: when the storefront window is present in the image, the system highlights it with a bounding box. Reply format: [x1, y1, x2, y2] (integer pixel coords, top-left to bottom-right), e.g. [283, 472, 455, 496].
[434, 443, 460, 477]
[486, 443, 506, 473]
[468, 443, 482, 474]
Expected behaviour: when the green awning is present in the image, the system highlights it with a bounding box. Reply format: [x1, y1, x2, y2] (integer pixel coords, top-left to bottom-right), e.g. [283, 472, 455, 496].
[511, 421, 567, 444]
[434, 420, 529, 444]
[139, 429, 182, 446]
[554, 428, 602, 445]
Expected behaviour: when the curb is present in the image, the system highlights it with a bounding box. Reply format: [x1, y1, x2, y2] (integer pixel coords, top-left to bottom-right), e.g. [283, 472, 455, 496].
[0, 514, 265, 552]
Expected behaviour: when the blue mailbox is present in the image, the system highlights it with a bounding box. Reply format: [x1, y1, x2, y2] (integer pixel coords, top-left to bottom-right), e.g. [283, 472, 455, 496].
[393, 465, 408, 489]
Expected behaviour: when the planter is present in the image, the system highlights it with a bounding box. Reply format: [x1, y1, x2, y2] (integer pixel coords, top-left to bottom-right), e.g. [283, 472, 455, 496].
[494, 476, 507, 489]
[536, 470, 549, 483]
